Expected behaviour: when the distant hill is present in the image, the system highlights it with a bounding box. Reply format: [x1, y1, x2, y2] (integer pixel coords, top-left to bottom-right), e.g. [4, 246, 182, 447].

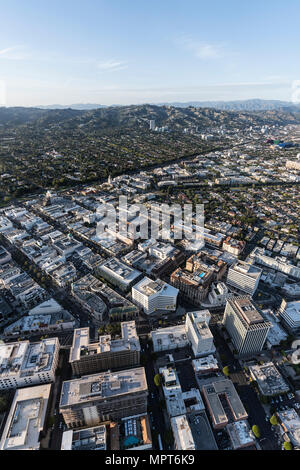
[157, 99, 300, 111]
[36, 103, 108, 110]
[1, 103, 300, 130]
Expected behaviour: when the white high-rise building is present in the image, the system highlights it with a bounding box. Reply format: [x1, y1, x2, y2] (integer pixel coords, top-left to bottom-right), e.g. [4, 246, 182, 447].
[132, 277, 178, 315]
[223, 296, 271, 356]
[185, 311, 215, 357]
[149, 120, 156, 130]
[227, 260, 261, 296]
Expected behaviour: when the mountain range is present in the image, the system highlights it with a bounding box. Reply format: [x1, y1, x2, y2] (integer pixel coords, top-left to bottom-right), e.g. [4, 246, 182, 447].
[32, 99, 300, 112]
[1, 103, 300, 130]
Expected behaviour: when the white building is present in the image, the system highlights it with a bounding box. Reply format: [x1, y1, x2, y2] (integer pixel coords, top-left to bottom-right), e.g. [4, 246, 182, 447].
[0, 383, 51, 450]
[151, 325, 188, 352]
[171, 415, 196, 450]
[159, 366, 186, 417]
[249, 246, 300, 280]
[207, 282, 229, 306]
[226, 420, 256, 449]
[227, 260, 261, 296]
[185, 311, 215, 358]
[0, 338, 60, 390]
[149, 120, 156, 130]
[192, 355, 219, 375]
[132, 277, 178, 315]
[98, 257, 142, 292]
[279, 299, 300, 334]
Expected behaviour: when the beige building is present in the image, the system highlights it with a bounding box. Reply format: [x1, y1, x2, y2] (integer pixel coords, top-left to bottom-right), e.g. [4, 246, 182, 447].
[223, 296, 271, 356]
[69, 322, 140, 376]
[59, 367, 148, 429]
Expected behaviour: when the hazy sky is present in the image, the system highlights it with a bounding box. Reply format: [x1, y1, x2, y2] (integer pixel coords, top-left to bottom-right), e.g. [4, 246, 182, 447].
[0, 0, 300, 106]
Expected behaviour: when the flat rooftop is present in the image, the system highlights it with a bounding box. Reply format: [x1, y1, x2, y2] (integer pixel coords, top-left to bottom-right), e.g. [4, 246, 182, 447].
[171, 415, 195, 450]
[0, 338, 58, 379]
[99, 258, 141, 284]
[151, 325, 187, 351]
[231, 260, 262, 278]
[0, 383, 51, 450]
[133, 277, 178, 298]
[61, 425, 107, 450]
[202, 379, 248, 427]
[60, 367, 147, 407]
[229, 296, 264, 325]
[70, 322, 140, 362]
[192, 355, 219, 374]
[249, 362, 289, 395]
[227, 420, 255, 449]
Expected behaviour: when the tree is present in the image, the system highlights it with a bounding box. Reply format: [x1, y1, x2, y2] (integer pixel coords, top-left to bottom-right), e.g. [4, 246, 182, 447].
[252, 425, 261, 439]
[222, 366, 230, 377]
[154, 374, 161, 387]
[270, 415, 278, 426]
[283, 441, 293, 450]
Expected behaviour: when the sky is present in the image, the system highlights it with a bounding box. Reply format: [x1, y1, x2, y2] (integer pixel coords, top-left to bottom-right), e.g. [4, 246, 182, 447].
[0, 0, 300, 107]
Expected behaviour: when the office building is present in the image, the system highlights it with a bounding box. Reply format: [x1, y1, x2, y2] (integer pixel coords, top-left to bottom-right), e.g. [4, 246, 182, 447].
[59, 367, 148, 428]
[279, 299, 300, 334]
[69, 322, 140, 376]
[97, 257, 142, 292]
[0, 338, 59, 390]
[185, 311, 215, 358]
[202, 378, 248, 429]
[132, 277, 178, 315]
[223, 296, 271, 356]
[226, 260, 261, 296]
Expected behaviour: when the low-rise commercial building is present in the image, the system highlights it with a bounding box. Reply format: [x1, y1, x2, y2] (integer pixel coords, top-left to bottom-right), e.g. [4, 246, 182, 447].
[0, 383, 52, 450]
[249, 362, 289, 396]
[192, 355, 219, 376]
[277, 408, 300, 449]
[61, 425, 107, 450]
[151, 325, 188, 352]
[226, 420, 256, 450]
